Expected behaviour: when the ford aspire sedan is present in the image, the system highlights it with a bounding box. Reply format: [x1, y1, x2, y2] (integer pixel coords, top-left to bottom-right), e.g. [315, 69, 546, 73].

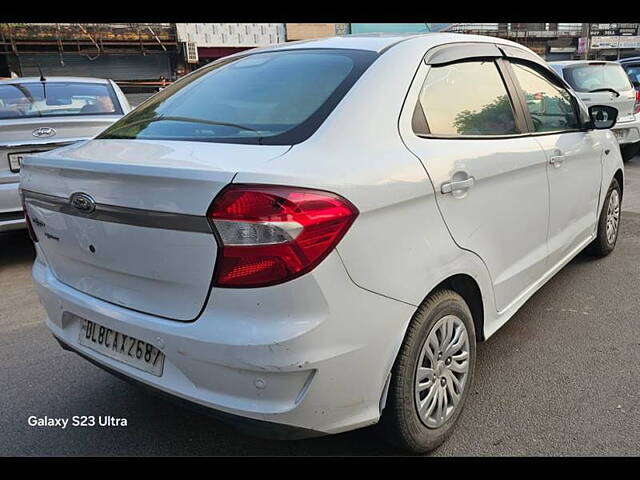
[1, 76, 129, 232]
[20, 33, 623, 453]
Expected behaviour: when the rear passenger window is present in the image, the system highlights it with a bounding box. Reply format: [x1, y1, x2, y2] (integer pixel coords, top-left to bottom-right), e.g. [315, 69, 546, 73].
[417, 60, 519, 136]
[510, 62, 580, 133]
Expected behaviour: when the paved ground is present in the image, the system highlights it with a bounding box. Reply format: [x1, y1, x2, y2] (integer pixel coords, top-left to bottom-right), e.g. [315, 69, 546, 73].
[2, 158, 640, 456]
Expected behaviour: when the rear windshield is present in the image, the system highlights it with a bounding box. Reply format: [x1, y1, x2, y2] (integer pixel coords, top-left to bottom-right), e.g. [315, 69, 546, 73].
[0, 82, 122, 120]
[562, 64, 633, 93]
[97, 49, 378, 145]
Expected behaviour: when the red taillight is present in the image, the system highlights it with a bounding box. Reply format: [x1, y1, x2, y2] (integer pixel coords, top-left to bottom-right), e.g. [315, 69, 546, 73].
[634, 90, 640, 114]
[20, 192, 38, 243]
[209, 184, 359, 288]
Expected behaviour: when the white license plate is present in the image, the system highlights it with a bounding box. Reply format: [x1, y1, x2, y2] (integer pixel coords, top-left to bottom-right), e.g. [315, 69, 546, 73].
[7, 152, 29, 173]
[78, 319, 165, 376]
[8, 150, 50, 173]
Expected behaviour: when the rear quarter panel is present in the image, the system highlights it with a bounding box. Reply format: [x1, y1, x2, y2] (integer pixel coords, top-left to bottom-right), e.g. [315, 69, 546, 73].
[231, 39, 497, 327]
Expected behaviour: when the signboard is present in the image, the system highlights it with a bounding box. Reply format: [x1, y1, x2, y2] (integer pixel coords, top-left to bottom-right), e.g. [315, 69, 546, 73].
[619, 36, 640, 49]
[619, 25, 639, 36]
[185, 42, 198, 63]
[577, 37, 587, 54]
[592, 24, 639, 36]
[549, 47, 576, 53]
[591, 35, 640, 49]
[591, 36, 619, 49]
[285, 24, 337, 41]
[175, 24, 284, 47]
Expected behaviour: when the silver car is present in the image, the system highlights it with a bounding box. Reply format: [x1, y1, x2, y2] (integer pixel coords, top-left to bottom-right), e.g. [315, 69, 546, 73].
[1, 76, 130, 232]
[549, 61, 640, 161]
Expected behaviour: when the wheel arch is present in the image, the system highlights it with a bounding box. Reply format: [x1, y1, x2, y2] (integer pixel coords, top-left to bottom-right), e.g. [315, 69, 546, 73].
[614, 168, 624, 199]
[379, 271, 487, 416]
[431, 273, 486, 342]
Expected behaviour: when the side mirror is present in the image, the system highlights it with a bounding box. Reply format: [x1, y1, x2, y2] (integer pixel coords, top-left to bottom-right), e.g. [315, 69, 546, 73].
[587, 105, 618, 130]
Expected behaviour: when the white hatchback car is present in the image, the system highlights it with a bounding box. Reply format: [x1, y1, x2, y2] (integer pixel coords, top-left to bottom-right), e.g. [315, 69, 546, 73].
[20, 33, 624, 452]
[549, 60, 640, 161]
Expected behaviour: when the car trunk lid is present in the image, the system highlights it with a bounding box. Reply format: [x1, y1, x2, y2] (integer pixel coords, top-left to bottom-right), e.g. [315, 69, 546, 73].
[20, 139, 291, 321]
[0, 115, 121, 146]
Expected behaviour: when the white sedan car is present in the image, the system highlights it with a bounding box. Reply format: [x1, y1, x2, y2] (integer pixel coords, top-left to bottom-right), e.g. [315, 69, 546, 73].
[20, 33, 623, 452]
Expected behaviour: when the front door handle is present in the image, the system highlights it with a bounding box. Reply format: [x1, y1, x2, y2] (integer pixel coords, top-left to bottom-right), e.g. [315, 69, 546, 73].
[441, 177, 475, 194]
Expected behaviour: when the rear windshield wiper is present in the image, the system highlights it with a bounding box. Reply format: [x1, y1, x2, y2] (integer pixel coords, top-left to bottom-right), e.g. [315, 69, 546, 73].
[150, 116, 263, 135]
[588, 88, 620, 97]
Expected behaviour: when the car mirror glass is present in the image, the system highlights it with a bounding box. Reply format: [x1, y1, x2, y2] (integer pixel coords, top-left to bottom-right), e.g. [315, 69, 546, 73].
[588, 105, 618, 130]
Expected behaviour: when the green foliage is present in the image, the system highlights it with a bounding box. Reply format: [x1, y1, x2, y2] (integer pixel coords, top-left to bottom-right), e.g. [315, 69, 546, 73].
[453, 94, 516, 135]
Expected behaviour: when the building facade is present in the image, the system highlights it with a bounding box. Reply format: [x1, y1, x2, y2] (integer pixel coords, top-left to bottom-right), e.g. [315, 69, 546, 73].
[8, 23, 639, 85]
[0, 24, 180, 85]
[175, 23, 285, 69]
[443, 23, 640, 60]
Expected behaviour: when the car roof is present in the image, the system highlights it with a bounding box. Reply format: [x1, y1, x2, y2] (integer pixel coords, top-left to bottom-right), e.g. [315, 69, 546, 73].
[619, 56, 640, 64]
[246, 32, 536, 56]
[0, 76, 112, 85]
[548, 60, 623, 68]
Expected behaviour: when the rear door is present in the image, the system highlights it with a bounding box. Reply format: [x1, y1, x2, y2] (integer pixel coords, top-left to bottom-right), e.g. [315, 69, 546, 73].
[506, 59, 603, 266]
[400, 49, 551, 312]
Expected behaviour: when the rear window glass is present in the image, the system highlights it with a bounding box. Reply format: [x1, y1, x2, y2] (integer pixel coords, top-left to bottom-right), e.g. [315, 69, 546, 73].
[0, 82, 121, 120]
[418, 60, 519, 136]
[562, 64, 633, 93]
[98, 49, 378, 145]
[622, 64, 640, 87]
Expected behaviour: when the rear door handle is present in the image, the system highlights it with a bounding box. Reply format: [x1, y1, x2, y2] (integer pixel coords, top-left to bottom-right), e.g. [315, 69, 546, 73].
[441, 177, 475, 194]
[549, 155, 564, 167]
[549, 150, 565, 168]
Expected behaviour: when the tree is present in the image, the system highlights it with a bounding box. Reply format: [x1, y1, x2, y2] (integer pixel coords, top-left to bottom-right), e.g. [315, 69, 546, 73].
[452, 94, 516, 135]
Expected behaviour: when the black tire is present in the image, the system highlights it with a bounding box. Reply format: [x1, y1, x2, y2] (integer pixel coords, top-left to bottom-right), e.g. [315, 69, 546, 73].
[586, 178, 621, 257]
[378, 289, 476, 453]
[620, 143, 640, 163]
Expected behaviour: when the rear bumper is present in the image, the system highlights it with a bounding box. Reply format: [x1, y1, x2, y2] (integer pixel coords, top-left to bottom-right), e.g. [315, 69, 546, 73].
[33, 247, 415, 436]
[612, 114, 640, 145]
[0, 180, 24, 232]
[0, 212, 25, 232]
[53, 334, 323, 440]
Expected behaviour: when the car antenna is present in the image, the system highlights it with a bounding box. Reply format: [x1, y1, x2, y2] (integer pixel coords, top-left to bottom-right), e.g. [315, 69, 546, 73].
[37, 64, 47, 102]
[37, 64, 46, 82]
